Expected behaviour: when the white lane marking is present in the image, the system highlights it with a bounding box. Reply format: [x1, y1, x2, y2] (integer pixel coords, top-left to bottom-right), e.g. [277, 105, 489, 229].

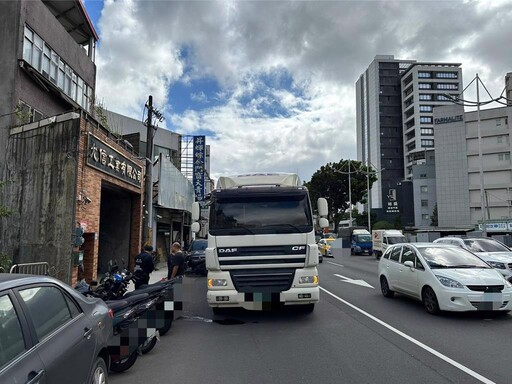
[334, 274, 374, 289]
[326, 261, 344, 268]
[319, 286, 496, 384]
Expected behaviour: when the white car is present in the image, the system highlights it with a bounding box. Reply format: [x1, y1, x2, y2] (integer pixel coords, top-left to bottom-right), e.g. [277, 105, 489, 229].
[378, 243, 512, 314]
[433, 237, 512, 282]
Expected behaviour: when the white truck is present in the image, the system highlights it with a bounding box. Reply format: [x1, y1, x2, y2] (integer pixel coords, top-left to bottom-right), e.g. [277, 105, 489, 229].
[190, 173, 329, 313]
[372, 229, 407, 259]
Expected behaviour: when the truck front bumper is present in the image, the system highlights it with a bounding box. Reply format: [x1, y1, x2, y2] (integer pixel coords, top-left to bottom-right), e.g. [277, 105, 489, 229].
[207, 286, 319, 311]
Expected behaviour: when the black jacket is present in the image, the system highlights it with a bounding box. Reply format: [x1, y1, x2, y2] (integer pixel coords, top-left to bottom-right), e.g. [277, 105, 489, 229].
[134, 251, 155, 275]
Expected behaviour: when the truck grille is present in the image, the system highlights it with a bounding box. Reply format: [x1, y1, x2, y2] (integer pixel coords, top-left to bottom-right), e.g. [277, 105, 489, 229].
[230, 269, 295, 293]
[218, 245, 306, 269]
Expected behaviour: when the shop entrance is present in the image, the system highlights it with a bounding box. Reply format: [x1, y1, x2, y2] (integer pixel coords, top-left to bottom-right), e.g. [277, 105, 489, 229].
[97, 183, 133, 275]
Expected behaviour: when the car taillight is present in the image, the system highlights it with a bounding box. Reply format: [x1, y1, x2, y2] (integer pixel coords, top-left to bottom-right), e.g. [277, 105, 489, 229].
[109, 309, 114, 319]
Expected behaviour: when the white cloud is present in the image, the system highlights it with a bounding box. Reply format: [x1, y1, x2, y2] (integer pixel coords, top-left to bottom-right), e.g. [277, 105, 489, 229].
[94, 0, 512, 182]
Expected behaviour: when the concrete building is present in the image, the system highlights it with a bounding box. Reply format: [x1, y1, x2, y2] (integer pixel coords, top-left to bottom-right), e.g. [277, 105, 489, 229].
[0, 1, 151, 285]
[434, 99, 512, 230]
[411, 150, 437, 228]
[401, 62, 463, 179]
[356, 55, 415, 223]
[0, 0, 97, 167]
[105, 110, 199, 257]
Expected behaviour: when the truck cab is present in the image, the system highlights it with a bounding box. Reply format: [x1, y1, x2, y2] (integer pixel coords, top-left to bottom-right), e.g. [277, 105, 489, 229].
[372, 229, 407, 259]
[190, 173, 329, 313]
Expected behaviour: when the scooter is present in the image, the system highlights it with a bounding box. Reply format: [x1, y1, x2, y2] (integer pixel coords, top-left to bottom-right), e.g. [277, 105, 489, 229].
[106, 293, 159, 372]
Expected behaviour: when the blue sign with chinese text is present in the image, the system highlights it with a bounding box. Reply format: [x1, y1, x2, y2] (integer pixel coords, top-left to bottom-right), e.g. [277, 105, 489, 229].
[193, 136, 206, 200]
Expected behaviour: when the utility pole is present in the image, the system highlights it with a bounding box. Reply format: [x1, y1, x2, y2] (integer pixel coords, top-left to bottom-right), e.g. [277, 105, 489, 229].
[142, 96, 154, 246]
[348, 159, 352, 226]
[476, 74, 487, 236]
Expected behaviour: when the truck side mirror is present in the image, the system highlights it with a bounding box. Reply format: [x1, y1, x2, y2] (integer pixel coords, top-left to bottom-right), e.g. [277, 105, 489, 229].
[192, 202, 200, 221]
[318, 217, 329, 229]
[191, 222, 200, 233]
[317, 198, 328, 217]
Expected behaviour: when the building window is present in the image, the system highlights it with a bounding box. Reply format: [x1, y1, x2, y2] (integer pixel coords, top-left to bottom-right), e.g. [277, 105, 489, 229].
[419, 83, 432, 89]
[496, 119, 502, 126]
[421, 200, 428, 207]
[420, 186, 428, 193]
[420, 173, 427, 178]
[420, 116, 433, 124]
[498, 136, 503, 144]
[407, 142, 416, 151]
[419, 105, 433, 112]
[419, 94, 432, 100]
[421, 128, 434, 136]
[17, 101, 44, 124]
[437, 83, 458, 90]
[418, 72, 431, 78]
[435, 72, 458, 79]
[421, 139, 434, 147]
[422, 214, 430, 220]
[22, 25, 91, 112]
[406, 131, 415, 141]
[498, 153, 511, 162]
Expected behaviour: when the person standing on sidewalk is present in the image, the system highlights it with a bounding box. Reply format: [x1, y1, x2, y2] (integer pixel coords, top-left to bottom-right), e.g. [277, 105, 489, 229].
[168, 242, 185, 280]
[134, 245, 155, 289]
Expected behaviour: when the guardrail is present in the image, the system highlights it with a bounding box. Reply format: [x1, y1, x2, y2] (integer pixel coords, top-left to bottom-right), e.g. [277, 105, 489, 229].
[9, 262, 50, 276]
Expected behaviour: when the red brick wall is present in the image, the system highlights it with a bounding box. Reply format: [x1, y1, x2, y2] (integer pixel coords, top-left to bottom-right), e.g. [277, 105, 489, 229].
[71, 116, 144, 285]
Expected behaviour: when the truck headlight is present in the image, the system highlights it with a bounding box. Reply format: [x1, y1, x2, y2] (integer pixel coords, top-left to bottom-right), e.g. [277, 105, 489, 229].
[208, 279, 228, 288]
[488, 261, 506, 269]
[299, 276, 318, 284]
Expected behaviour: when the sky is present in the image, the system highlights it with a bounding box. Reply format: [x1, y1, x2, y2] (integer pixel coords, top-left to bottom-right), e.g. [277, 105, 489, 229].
[82, 0, 512, 183]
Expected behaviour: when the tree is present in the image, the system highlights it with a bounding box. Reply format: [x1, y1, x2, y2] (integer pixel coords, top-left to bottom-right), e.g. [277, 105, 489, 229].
[373, 220, 395, 230]
[306, 159, 377, 233]
[430, 204, 438, 227]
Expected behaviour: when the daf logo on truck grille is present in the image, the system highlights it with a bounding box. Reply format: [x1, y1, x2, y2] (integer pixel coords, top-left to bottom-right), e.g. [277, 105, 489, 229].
[292, 246, 306, 251]
[218, 248, 238, 253]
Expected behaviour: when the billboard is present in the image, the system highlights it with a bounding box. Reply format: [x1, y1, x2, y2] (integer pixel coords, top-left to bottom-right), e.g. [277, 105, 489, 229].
[193, 136, 206, 200]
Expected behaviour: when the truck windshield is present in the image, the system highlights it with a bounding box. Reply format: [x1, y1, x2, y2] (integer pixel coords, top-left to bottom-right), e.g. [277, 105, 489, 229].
[387, 236, 406, 244]
[355, 235, 372, 243]
[209, 191, 313, 235]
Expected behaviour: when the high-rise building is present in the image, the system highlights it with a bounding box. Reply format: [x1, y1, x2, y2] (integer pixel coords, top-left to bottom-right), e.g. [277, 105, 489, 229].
[401, 63, 463, 179]
[356, 55, 415, 223]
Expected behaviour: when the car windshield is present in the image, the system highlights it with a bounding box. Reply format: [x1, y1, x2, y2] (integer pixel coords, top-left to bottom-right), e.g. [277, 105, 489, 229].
[190, 241, 207, 251]
[417, 246, 491, 269]
[463, 239, 510, 253]
[387, 236, 406, 245]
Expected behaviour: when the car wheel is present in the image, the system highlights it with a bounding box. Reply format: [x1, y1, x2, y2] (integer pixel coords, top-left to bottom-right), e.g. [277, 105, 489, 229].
[380, 276, 394, 298]
[422, 286, 440, 315]
[90, 357, 108, 384]
[110, 351, 138, 373]
[140, 335, 158, 354]
[212, 307, 225, 315]
[158, 318, 173, 336]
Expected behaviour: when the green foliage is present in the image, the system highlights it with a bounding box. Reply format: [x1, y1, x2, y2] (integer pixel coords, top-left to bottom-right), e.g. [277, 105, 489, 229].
[373, 220, 395, 230]
[306, 159, 378, 232]
[430, 204, 438, 227]
[394, 214, 403, 230]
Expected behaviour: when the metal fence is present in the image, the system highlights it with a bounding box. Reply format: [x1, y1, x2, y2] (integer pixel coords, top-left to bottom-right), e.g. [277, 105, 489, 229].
[9, 262, 50, 276]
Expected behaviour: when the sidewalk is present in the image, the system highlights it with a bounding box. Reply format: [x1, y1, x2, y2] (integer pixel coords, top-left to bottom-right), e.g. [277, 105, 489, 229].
[149, 262, 169, 284]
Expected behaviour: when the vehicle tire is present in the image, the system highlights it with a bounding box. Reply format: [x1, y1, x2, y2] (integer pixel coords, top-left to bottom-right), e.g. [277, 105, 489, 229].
[375, 251, 381, 260]
[380, 276, 394, 298]
[109, 351, 138, 373]
[158, 319, 173, 336]
[140, 335, 158, 354]
[90, 357, 108, 384]
[422, 286, 440, 315]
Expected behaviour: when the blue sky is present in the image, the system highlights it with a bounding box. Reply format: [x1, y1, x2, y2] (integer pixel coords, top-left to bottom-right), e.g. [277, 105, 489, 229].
[83, 0, 512, 182]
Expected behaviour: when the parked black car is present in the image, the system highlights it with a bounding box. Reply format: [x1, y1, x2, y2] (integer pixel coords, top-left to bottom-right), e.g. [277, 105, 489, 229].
[0, 274, 112, 384]
[186, 239, 208, 276]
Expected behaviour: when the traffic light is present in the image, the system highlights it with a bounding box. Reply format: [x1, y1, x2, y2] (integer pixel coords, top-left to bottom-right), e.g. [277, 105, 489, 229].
[75, 226, 85, 247]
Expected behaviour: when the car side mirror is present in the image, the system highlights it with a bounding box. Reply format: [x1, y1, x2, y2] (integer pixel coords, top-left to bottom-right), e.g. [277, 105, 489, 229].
[318, 217, 329, 229]
[404, 260, 414, 269]
[191, 222, 200, 233]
